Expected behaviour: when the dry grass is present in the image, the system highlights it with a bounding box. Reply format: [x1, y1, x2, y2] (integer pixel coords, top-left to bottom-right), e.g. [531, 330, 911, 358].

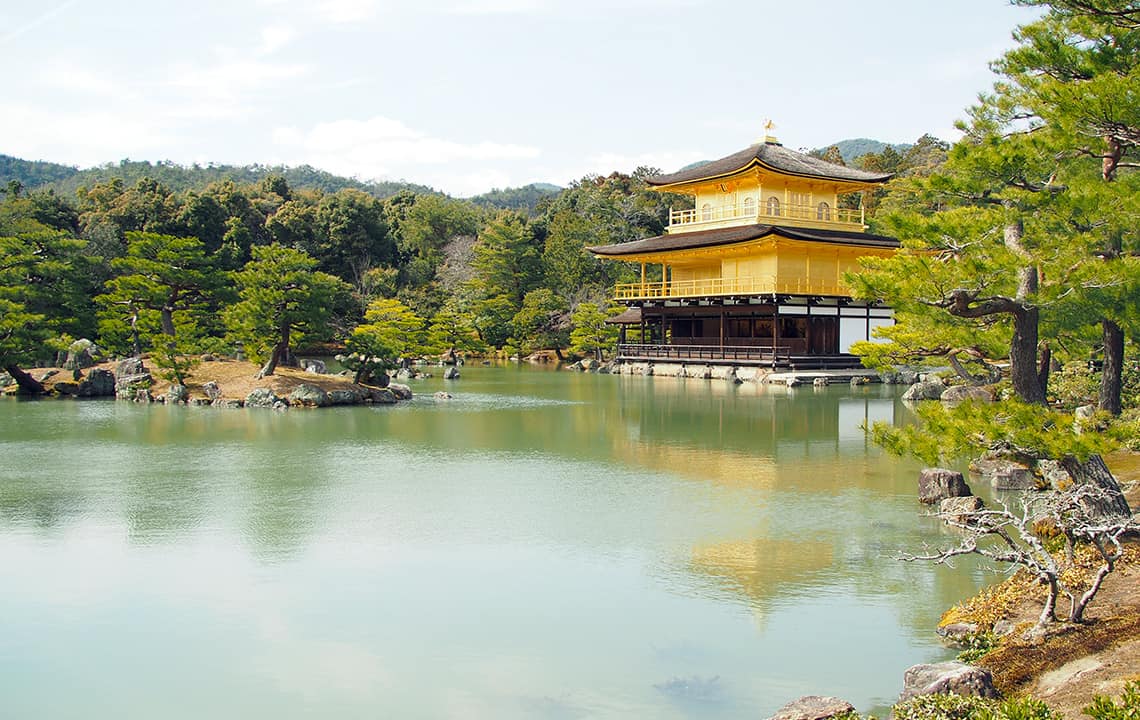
[23, 357, 382, 401]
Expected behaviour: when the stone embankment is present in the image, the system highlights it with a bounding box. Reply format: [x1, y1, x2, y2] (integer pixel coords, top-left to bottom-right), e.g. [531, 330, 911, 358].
[1, 355, 412, 408]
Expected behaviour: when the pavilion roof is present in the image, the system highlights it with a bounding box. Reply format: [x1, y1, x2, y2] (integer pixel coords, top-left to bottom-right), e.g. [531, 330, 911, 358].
[647, 142, 892, 187]
[587, 224, 899, 257]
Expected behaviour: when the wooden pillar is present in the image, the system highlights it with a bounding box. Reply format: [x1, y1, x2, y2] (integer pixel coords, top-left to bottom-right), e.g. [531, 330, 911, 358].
[719, 310, 725, 350]
[805, 304, 812, 356]
[661, 314, 667, 345]
[640, 262, 646, 294]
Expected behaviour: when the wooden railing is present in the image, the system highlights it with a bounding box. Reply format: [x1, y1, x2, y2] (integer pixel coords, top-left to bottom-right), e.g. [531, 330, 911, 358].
[618, 343, 790, 365]
[613, 275, 847, 300]
[669, 201, 864, 230]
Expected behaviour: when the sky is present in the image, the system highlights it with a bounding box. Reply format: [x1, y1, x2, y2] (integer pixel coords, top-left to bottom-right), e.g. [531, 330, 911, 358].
[2, 0, 1041, 197]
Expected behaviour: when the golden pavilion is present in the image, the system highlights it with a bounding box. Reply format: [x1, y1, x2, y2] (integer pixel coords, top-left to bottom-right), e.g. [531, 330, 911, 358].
[588, 126, 898, 369]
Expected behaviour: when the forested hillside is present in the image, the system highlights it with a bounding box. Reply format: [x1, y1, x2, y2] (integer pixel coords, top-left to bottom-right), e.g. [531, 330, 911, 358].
[0, 132, 946, 388]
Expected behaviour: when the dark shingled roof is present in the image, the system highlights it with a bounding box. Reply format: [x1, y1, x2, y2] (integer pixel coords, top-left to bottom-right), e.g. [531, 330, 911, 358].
[647, 142, 892, 187]
[587, 224, 899, 257]
[604, 307, 642, 324]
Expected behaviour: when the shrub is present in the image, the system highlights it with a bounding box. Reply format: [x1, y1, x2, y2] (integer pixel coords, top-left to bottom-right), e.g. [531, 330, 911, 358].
[892, 695, 1060, 720]
[1083, 680, 1140, 720]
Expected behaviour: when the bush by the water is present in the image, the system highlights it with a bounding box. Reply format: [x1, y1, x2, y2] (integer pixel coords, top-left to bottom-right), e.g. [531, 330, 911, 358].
[890, 695, 1059, 720]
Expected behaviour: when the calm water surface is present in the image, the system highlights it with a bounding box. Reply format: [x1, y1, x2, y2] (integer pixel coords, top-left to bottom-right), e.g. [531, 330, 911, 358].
[0, 365, 994, 719]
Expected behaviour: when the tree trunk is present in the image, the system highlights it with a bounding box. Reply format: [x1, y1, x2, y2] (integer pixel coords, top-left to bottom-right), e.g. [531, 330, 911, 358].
[257, 324, 291, 379]
[1099, 319, 1124, 416]
[1037, 343, 1051, 396]
[1038, 574, 1059, 627]
[3, 364, 44, 395]
[1069, 538, 1119, 623]
[1011, 304, 1047, 404]
[130, 309, 142, 357]
[554, 347, 565, 362]
[160, 307, 176, 336]
[1005, 219, 1047, 404]
[1060, 454, 1132, 519]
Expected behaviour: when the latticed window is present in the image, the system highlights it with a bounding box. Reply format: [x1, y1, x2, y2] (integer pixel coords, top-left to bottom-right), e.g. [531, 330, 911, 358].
[701, 203, 712, 221]
[766, 197, 781, 217]
[743, 196, 756, 216]
[817, 202, 831, 220]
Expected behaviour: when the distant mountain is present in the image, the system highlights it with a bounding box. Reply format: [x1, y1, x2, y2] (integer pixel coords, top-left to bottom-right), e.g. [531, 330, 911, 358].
[0, 155, 438, 199]
[820, 138, 913, 164]
[0, 154, 81, 188]
[468, 183, 564, 214]
[677, 160, 712, 172]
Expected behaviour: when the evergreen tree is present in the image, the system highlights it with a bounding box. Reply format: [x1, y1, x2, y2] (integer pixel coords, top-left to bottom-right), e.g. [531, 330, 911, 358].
[225, 244, 349, 378]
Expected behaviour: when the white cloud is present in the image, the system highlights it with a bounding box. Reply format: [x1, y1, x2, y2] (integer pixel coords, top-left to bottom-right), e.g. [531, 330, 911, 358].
[0, 103, 171, 166]
[258, 25, 296, 55]
[315, 0, 381, 23]
[273, 115, 540, 187]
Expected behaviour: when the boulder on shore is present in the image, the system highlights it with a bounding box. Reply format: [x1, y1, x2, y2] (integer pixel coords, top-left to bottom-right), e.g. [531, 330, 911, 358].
[444, 366, 460, 380]
[78, 368, 116, 397]
[245, 387, 283, 409]
[327, 389, 361, 405]
[115, 372, 152, 400]
[918, 468, 972, 504]
[939, 495, 985, 524]
[115, 357, 145, 380]
[64, 339, 100, 370]
[770, 695, 856, 720]
[940, 385, 994, 403]
[289, 383, 329, 407]
[902, 378, 946, 401]
[898, 661, 1000, 702]
[166, 384, 189, 404]
[387, 382, 413, 401]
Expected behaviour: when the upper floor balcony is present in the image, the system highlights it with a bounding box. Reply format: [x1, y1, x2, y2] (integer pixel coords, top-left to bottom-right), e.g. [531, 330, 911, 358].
[669, 198, 865, 233]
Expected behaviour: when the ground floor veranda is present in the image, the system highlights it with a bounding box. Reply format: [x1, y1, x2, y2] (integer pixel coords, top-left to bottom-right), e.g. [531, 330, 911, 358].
[611, 295, 893, 370]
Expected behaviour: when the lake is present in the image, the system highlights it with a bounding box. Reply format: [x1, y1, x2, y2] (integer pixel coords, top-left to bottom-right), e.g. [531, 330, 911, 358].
[0, 364, 993, 719]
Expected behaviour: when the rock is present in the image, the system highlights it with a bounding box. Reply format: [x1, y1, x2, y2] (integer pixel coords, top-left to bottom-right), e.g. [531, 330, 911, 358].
[327, 389, 361, 405]
[850, 375, 870, 386]
[63, 338, 99, 370]
[581, 358, 599, 372]
[300, 358, 327, 374]
[200, 353, 216, 362]
[565, 360, 583, 372]
[879, 370, 900, 385]
[898, 661, 1000, 702]
[440, 348, 459, 365]
[1036, 459, 1072, 490]
[813, 377, 830, 387]
[395, 368, 413, 380]
[211, 398, 243, 408]
[902, 378, 945, 401]
[288, 383, 329, 407]
[133, 388, 153, 403]
[971, 455, 1039, 491]
[77, 368, 116, 397]
[770, 695, 856, 720]
[202, 380, 222, 401]
[897, 369, 919, 385]
[0, 372, 12, 387]
[38, 369, 59, 382]
[785, 376, 803, 387]
[273, 401, 289, 411]
[941, 385, 994, 403]
[937, 622, 981, 648]
[115, 357, 145, 380]
[53, 381, 79, 395]
[481, 360, 491, 366]
[387, 382, 413, 401]
[993, 620, 1016, 637]
[444, 367, 460, 380]
[166, 384, 189, 404]
[244, 387, 283, 409]
[369, 388, 398, 404]
[115, 372, 152, 400]
[918, 468, 972, 504]
[940, 495, 985, 524]
[191, 397, 211, 406]
[434, 391, 453, 400]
